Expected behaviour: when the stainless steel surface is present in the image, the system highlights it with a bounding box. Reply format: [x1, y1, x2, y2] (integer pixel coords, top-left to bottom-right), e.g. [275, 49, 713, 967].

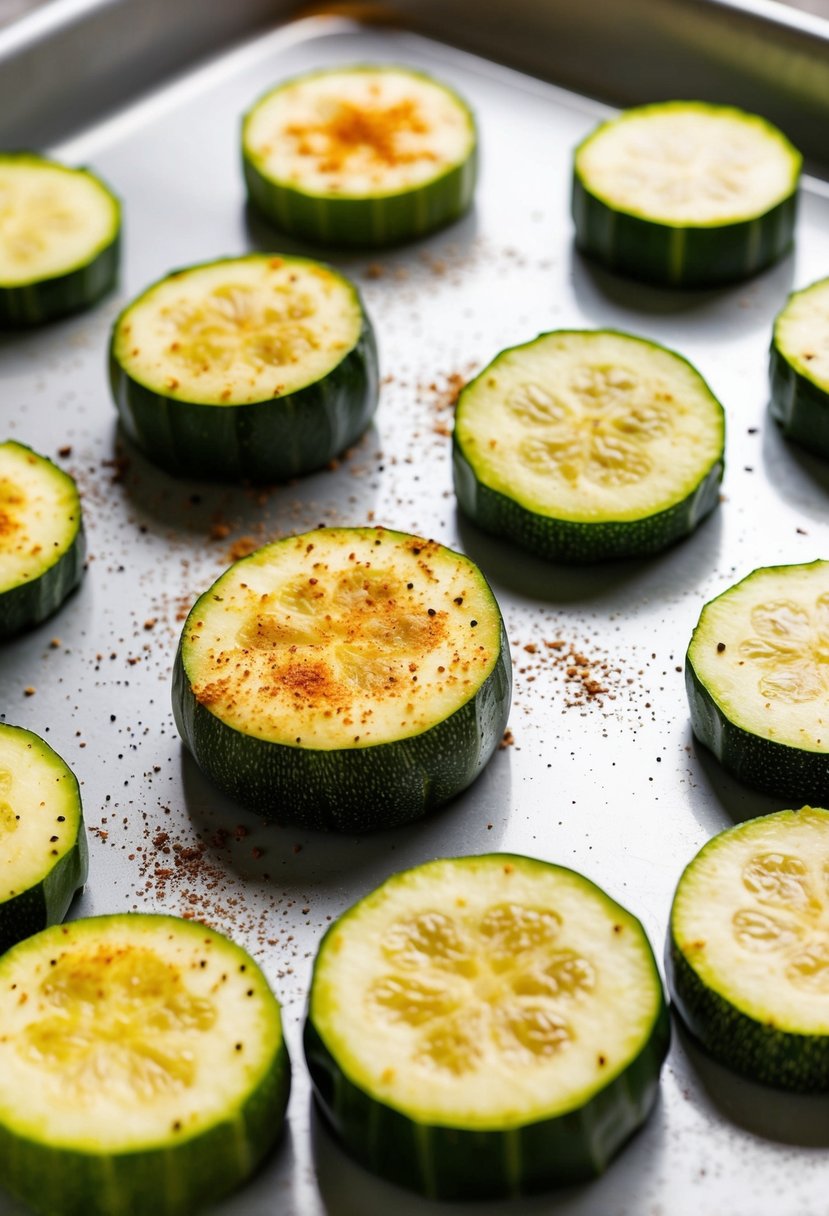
[3, 0, 829, 167]
[2, 5, 829, 1215]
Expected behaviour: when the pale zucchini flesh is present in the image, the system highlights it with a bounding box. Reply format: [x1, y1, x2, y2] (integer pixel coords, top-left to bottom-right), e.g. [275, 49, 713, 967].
[770, 276, 829, 459]
[306, 853, 669, 1197]
[687, 561, 829, 800]
[0, 154, 120, 324]
[453, 329, 724, 561]
[109, 254, 378, 481]
[172, 527, 511, 830]
[0, 723, 86, 954]
[669, 807, 829, 1089]
[242, 66, 477, 247]
[0, 440, 85, 636]
[0, 914, 290, 1215]
[572, 102, 801, 287]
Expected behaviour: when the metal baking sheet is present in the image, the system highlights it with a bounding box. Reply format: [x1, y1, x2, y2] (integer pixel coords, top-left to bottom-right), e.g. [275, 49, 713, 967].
[1, 3, 829, 1214]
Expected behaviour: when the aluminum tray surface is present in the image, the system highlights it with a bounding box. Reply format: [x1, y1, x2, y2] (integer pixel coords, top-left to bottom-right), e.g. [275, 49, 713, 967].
[1, 13, 829, 1216]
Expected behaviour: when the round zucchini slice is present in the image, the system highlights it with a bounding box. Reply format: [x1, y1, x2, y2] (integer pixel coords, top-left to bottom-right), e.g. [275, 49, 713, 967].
[0, 723, 86, 956]
[305, 853, 670, 1199]
[687, 560, 829, 800]
[0, 153, 120, 325]
[669, 806, 829, 1090]
[0, 913, 291, 1216]
[453, 329, 724, 562]
[572, 101, 801, 287]
[109, 253, 378, 482]
[0, 440, 85, 637]
[242, 65, 477, 247]
[770, 276, 829, 459]
[172, 526, 511, 832]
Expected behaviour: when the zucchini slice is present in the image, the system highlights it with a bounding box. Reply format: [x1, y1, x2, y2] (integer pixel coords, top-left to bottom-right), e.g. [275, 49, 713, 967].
[0, 913, 291, 1216]
[687, 560, 829, 800]
[305, 853, 669, 1199]
[572, 102, 801, 287]
[242, 65, 477, 247]
[0, 723, 86, 956]
[0, 440, 85, 637]
[770, 276, 829, 459]
[172, 526, 511, 832]
[0, 153, 120, 325]
[668, 806, 829, 1090]
[110, 253, 378, 482]
[453, 329, 724, 562]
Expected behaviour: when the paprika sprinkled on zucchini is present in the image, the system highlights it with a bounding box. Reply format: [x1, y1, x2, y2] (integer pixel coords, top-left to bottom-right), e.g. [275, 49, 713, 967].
[306, 853, 669, 1198]
[172, 526, 511, 831]
[572, 102, 801, 287]
[242, 65, 477, 247]
[0, 440, 85, 637]
[110, 253, 378, 482]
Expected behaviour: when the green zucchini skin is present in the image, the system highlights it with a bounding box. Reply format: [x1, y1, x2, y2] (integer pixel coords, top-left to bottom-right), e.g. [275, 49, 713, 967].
[0, 724, 87, 955]
[0, 527, 85, 639]
[0, 441, 85, 638]
[686, 627, 829, 802]
[305, 1007, 669, 1199]
[0, 154, 120, 327]
[769, 285, 829, 459]
[241, 66, 478, 249]
[0, 1057, 291, 1216]
[572, 175, 797, 288]
[0, 916, 292, 1216]
[109, 279, 378, 484]
[666, 926, 829, 1092]
[243, 151, 477, 249]
[172, 619, 511, 832]
[454, 437, 722, 564]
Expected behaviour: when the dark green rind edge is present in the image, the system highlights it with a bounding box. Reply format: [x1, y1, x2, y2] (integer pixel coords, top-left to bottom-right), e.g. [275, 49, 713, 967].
[571, 175, 798, 289]
[0, 154, 120, 327]
[686, 651, 829, 801]
[304, 854, 670, 1199]
[453, 444, 723, 565]
[172, 617, 511, 833]
[667, 816, 829, 1091]
[0, 727, 87, 955]
[0, 926, 291, 1216]
[109, 296, 379, 484]
[769, 334, 829, 461]
[0, 449, 85, 638]
[242, 149, 477, 249]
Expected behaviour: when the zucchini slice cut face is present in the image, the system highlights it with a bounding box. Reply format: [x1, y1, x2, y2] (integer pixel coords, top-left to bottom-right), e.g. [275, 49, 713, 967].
[770, 276, 829, 459]
[242, 65, 477, 247]
[0, 913, 291, 1216]
[305, 853, 669, 1199]
[172, 527, 511, 832]
[572, 102, 801, 287]
[110, 254, 378, 482]
[0, 153, 120, 325]
[453, 329, 724, 562]
[669, 806, 829, 1090]
[0, 723, 86, 955]
[0, 440, 85, 637]
[687, 560, 829, 800]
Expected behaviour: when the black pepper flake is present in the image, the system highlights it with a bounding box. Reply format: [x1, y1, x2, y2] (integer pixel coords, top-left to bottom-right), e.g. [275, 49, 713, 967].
[470, 619, 478, 628]
[717, 642, 726, 653]
[427, 608, 436, 617]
